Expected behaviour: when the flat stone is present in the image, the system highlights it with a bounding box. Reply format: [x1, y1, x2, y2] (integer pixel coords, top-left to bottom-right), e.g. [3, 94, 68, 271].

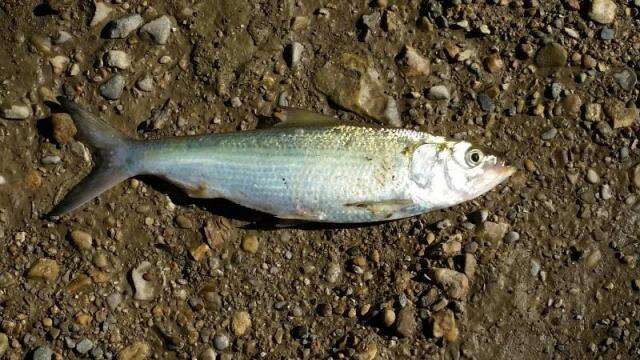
[535, 42, 567, 68]
[99, 74, 126, 100]
[140, 15, 172, 45]
[105, 14, 143, 39]
[27, 258, 60, 282]
[1, 104, 31, 120]
[104, 50, 131, 70]
[314, 53, 401, 127]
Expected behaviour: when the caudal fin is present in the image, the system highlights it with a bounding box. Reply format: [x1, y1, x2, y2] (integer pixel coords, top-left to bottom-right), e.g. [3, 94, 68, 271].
[48, 97, 138, 217]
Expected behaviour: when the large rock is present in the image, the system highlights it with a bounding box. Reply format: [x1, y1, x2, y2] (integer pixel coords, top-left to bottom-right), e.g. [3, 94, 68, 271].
[314, 53, 401, 127]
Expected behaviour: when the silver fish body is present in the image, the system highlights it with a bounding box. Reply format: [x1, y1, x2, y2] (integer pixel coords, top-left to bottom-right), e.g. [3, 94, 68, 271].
[50, 98, 515, 222]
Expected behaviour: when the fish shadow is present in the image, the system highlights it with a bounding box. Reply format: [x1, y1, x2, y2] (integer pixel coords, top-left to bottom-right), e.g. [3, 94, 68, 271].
[137, 176, 387, 231]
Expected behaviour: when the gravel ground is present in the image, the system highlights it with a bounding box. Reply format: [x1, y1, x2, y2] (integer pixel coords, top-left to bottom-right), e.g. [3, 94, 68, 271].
[1, 0, 640, 359]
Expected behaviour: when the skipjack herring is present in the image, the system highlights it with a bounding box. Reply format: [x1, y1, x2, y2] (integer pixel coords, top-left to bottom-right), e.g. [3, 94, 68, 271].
[49, 97, 515, 223]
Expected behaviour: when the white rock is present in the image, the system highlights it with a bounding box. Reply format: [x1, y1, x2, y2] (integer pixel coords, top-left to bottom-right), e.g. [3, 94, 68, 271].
[428, 85, 450, 101]
[91, 1, 113, 27]
[589, 0, 617, 24]
[131, 261, 155, 301]
[0, 104, 31, 120]
[140, 15, 173, 45]
[398, 46, 430, 77]
[136, 75, 155, 92]
[104, 50, 131, 70]
[50, 55, 70, 75]
[53, 30, 73, 44]
[0, 175, 6, 185]
[286, 42, 304, 68]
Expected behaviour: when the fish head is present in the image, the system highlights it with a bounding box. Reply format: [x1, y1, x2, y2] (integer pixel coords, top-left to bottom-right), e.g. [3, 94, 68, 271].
[410, 141, 515, 207]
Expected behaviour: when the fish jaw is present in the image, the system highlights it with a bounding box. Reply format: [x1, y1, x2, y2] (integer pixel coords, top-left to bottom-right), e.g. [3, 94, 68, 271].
[463, 163, 516, 201]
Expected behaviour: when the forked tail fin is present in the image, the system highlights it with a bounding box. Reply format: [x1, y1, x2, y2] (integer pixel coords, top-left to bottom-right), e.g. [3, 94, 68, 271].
[48, 97, 139, 217]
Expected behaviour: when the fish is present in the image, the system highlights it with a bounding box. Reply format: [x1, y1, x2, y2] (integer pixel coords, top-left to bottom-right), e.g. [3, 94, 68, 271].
[49, 96, 515, 223]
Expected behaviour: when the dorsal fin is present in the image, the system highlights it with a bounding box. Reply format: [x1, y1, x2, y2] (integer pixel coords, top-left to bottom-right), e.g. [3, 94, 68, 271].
[273, 108, 343, 128]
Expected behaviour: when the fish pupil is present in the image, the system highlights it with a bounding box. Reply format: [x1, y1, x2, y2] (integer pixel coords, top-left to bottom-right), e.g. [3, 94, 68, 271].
[471, 152, 480, 163]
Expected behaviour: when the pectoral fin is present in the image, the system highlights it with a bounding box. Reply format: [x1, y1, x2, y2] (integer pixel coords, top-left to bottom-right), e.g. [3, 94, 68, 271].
[273, 108, 342, 128]
[345, 199, 414, 218]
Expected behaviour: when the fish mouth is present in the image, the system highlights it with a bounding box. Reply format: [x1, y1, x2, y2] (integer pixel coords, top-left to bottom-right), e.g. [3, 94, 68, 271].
[465, 162, 516, 200]
[484, 162, 517, 181]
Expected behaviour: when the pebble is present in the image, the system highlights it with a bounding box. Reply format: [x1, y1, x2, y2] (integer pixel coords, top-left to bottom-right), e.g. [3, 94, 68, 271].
[53, 30, 73, 44]
[32, 346, 54, 360]
[117, 342, 150, 360]
[286, 42, 304, 68]
[70, 229, 93, 250]
[504, 231, 520, 243]
[432, 309, 459, 342]
[189, 243, 211, 262]
[41, 155, 61, 165]
[76, 339, 94, 354]
[27, 258, 60, 282]
[535, 42, 567, 68]
[586, 169, 600, 184]
[584, 103, 602, 122]
[541, 127, 558, 140]
[105, 14, 143, 39]
[600, 27, 615, 40]
[464, 253, 477, 280]
[480, 221, 509, 243]
[91, 1, 113, 27]
[585, 249, 602, 268]
[136, 75, 155, 92]
[0, 175, 5, 186]
[428, 85, 450, 101]
[175, 214, 192, 228]
[131, 261, 155, 300]
[51, 113, 77, 144]
[0, 333, 7, 356]
[589, 0, 617, 24]
[601, 184, 613, 200]
[213, 334, 230, 350]
[632, 164, 640, 188]
[484, 54, 503, 73]
[325, 262, 341, 283]
[382, 308, 396, 327]
[241, 234, 259, 253]
[232, 311, 252, 336]
[477, 93, 495, 112]
[106, 292, 122, 310]
[613, 69, 637, 91]
[100, 74, 126, 100]
[230, 97, 242, 108]
[201, 348, 217, 360]
[430, 268, 469, 300]
[50, 55, 69, 75]
[140, 15, 173, 45]
[395, 306, 417, 338]
[1, 104, 31, 120]
[562, 94, 582, 118]
[105, 50, 131, 70]
[398, 46, 430, 77]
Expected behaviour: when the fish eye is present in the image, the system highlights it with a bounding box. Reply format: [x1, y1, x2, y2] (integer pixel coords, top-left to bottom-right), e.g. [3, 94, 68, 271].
[465, 148, 484, 167]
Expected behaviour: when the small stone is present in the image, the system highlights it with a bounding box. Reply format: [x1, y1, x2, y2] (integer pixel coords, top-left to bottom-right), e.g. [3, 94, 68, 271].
[100, 74, 126, 100]
[541, 127, 558, 140]
[477, 93, 495, 112]
[432, 309, 459, 342]
[586, 168, 600, 184]
[230, 97, 242, 108]
[51, 113, 77, 144]
[104, 50, 131, 70]
[76, 339, 94, 354]
[382, 308, 396, 327]
[175, 214, 192, 229]
[428, 85, 450, 101]
[480, 221, 509, 243]
[600, 27, 615, 40]
[589, 0, 617, 24]
[189, 243, 211, 262]
[601, 184, 613, 200]
[1, 104, 31, 120]
[535, 42, 567, 68]
[137, 75, 155, 92]
[463, 253, 477, 280]
[213, 334, 230, 350]
[0, 333, 7, 356]
[201, 348, 217, 360]
[105, 14, 143, 39]
[32, 346, 54, 360]
[231, 311, 252, 336]
[131, 261, 155, 301]
[70, 229, 93, 250]
[325, 263, 341, 283]
[118, 342, 150, 360]
[584, 103, 602, 122]
[27, 258, 60, 282]
[605, 101, 638, 128]
[53, 30, 73, 44]
[585, 249, 602, 268]
[91, 2, 113, 27]
[355, 342, 378, 360]
[50, 55, 69, 75]
[504, 231, 520, 243]
[241, 234, 259, 254]
[430, 268, 469, 300]
[484, 54, 504, 73]
[398, 46, 430, 77]
[562, 94, 582, 118]
[614, 69, 637, 91]
[140, 15, 173, 45]
[290, 16, 310, 31]
[631, 164, 640, 188]
[42, 155, 61, 165]
[285, 42, 304, 68]
[395, 306, 417, 338]
[107, 292, 122, 310]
